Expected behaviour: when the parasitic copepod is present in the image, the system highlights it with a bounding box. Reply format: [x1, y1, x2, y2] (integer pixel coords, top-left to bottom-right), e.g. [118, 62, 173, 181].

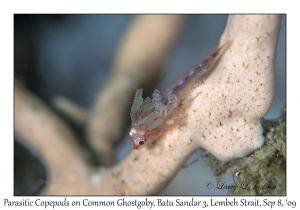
[129, 41, 231, 149]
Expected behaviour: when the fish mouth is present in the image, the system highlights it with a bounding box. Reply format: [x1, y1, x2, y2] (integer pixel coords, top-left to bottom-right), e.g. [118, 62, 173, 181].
[131, 139, 139, 149]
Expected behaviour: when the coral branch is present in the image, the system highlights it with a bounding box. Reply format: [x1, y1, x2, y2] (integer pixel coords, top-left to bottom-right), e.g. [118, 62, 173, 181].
[14, 82, 92, 195]
[52, 96, 89, 124]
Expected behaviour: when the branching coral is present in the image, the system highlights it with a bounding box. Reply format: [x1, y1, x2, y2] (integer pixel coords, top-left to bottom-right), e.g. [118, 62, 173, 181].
[186, 15, 281, 160]
[14, 15, 282, 195]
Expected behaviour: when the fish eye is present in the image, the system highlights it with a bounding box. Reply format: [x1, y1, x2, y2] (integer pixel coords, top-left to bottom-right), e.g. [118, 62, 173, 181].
[138, 140, 144, 145]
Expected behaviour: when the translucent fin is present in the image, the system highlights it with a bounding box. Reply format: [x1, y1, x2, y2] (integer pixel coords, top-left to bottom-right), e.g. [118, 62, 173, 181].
[203, 57, 216, 73]
[142, 111, 158, 126]
[146, 118, 164, 130]
[131, 89, 143, 113]
[152, 89, 161, 107]
[167, 94, 178, 111]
